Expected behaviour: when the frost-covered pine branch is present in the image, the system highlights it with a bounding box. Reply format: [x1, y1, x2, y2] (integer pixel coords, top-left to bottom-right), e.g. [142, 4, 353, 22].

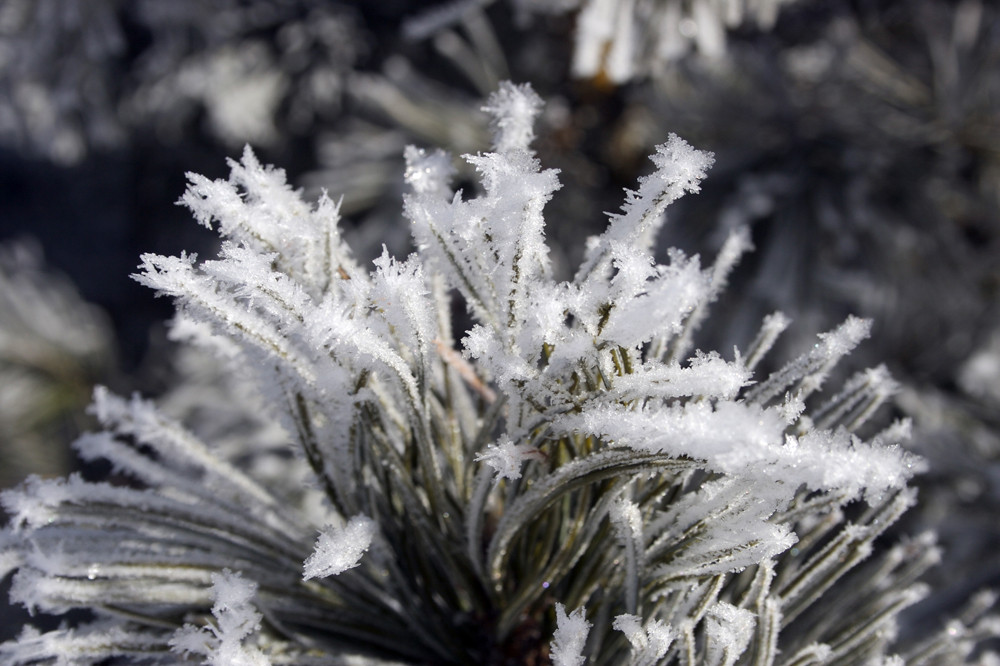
[0, 242, 115, 488]
[509, 0, 801, 82]
[2, 81, 995, 665]
[0, 0, 360, 162]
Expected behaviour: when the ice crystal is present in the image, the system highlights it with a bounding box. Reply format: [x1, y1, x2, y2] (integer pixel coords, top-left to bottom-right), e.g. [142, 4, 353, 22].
[302, 516, 376, 581]
[551, 603, 591, 666]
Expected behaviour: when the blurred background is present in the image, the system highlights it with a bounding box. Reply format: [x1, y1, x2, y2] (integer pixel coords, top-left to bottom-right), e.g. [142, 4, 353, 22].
[1, 0, 998, 647]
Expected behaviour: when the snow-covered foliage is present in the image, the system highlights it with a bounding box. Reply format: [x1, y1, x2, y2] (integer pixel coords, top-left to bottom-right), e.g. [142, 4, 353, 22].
[510, 0, 801, 81]
[614, 1, 1000, 612]
[1, 82, 995, 665]
[0, 0, 360, 162]
[404, 0, 801, 83]
[0, 242, 115, 488]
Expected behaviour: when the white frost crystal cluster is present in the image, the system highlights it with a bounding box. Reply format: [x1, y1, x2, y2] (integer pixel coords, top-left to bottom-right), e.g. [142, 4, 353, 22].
[302, 516, 376, 581]
[1, 82, 994, 665]
[170, 570, 270, 666]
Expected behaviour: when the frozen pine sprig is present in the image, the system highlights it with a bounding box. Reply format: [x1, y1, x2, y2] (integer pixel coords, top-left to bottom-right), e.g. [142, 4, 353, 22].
[2, 81, 994, 665]
[576, 133, 715, 283]
[511, 0, 800, 83]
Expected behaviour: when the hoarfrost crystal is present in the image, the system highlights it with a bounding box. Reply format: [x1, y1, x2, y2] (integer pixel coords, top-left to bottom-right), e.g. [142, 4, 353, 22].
[302, 515, 376, 581]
